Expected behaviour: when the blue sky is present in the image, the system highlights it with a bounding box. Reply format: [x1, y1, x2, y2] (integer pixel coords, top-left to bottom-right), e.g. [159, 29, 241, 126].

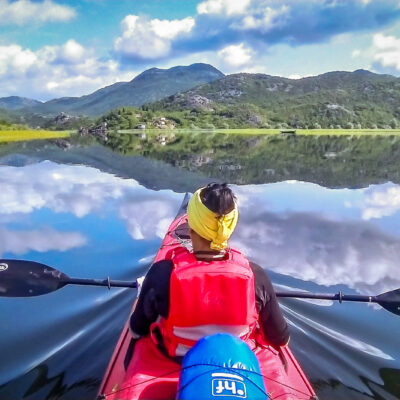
[2, 0, 400, 100]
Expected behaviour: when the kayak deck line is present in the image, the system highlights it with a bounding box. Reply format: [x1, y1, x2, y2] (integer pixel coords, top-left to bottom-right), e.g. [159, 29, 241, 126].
[99, 362, 317, 400]
[97, 194, 317, 400]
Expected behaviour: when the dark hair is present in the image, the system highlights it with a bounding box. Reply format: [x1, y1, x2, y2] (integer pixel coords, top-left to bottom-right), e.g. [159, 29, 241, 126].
[200, 183, 236, 215]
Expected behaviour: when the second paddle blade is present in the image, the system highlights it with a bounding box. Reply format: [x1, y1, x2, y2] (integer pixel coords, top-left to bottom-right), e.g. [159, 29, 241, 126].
[376, 288, 400, 316]
[0, 259, 69, 297]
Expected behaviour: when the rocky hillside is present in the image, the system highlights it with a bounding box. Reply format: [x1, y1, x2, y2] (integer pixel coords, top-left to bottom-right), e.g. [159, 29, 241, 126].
[148, 70, 400, 129]
[23, 63, 224, 117]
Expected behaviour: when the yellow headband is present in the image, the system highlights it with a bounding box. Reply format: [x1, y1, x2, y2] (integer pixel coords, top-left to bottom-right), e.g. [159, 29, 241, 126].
[187, 188, 238, 250]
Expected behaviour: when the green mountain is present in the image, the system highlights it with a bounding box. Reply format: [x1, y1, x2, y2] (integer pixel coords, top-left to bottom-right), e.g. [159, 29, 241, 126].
[0, 96, 42, 110]
[25, 63, 224, 117]
[0, 107, 14, 120]
[0, 107, 21, 123]
[0, 107, 30, 130]
[147, 69, 400, 129]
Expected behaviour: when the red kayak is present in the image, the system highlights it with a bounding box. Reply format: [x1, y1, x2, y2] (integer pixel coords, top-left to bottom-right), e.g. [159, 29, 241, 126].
[97, 195, 317, 400]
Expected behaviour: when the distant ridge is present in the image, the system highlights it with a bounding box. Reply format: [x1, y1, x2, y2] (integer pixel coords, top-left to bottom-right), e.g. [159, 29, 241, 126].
[24, 63, 224, 116]
[6, 66, 400, 129]
[0, 96, 42, 110]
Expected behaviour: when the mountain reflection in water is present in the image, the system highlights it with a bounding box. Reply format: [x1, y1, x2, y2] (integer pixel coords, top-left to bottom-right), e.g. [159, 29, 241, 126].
[103, 131, 400, 188]
[0, 147, 399, 400]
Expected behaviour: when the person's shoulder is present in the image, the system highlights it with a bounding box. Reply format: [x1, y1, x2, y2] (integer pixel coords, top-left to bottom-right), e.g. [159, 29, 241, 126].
[152, 259, 173, 268]
[249, 261, 275, 294]
[249, 261, 270, 278]
[144, 259, 173, 282]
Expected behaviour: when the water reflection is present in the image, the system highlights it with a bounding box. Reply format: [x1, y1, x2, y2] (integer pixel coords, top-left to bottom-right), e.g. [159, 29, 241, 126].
[232, 183, 400, 296]
[0, 162, 182, 253]
[356, 183, 400, 221]
[2, 163, 399, 295]
[0, 161, 399, 400]
[284, 306, 393, 361]
[0, 226, 86, 257]
[3, 132, 400, 192]
[0, 161, 138, 217]
[102, 131, 400, 188]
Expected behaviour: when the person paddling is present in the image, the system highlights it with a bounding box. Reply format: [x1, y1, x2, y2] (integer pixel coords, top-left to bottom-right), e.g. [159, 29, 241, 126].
[130, 183, 289, 358]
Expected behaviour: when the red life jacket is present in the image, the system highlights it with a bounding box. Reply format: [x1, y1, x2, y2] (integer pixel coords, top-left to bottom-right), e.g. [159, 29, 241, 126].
[150, 246, 259, 357]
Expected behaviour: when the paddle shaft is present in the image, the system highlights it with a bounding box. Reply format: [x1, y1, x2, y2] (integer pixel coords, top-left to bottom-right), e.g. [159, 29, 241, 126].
[276, 291, 376, 303]
[1, 258, 398, 315]
[66, 279, 376, 304]
[65, 277, 138, 289]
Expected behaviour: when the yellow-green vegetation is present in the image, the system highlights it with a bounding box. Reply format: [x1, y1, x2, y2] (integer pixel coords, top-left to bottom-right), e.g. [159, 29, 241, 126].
[0, 130, 70, 143]
[117, 128, 400, 136]
[218, 128, 400, 135]
[293, 129, 400, 136]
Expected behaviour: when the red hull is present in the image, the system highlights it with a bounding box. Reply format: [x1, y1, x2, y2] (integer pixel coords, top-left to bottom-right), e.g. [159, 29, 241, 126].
[98, 199, 316, 400]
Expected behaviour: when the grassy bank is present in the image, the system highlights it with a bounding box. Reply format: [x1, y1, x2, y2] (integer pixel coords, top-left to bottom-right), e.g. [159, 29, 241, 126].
[219, 128, 400, 136]
[117, 128, 400, 136]
[0, 130, 70, 143]
[204, 128, 400, 136]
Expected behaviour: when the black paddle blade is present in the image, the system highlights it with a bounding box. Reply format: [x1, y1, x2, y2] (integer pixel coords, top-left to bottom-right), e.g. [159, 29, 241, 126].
[0, 259, 69, 297]
[376, 288, 400, 316]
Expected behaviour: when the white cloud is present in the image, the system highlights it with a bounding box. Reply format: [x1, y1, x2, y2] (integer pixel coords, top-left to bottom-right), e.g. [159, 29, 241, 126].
[197, 1, 290, 35]
[217, 43, 254, 70]
[0, 162, 182, 243]
[119, 199, 179, 240]
[112, 0, 400, 67]
[197, 0, 252, 16]
[360, 184, 400, 220]
[0, 0, 76, 25]
[352, 49, 361, 58]
[58, 39, 85, 64]
[288, 73, 313, 79]
[114, 15, 195, 60]
[151, 18, 195, 40]
[232, 212, 400, 295]
[231, 184, 400, 296]
[238, 5, 290, 32]
[0, 226, 87, 257]
[3, 0, 400, 98]
[0, 41, 133, 100]
[0, 45, 37, 75]
[372, 33, 400, 71]
[0, 161, 136, 217]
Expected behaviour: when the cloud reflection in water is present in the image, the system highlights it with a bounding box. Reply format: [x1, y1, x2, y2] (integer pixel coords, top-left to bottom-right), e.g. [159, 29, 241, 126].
[1, 162, 399, 298]
[358, 183, 400, 221]
[0, 161, 181, 257]
[233, 183, 400, 296]
[0, 161, 137, 217]
[0, 227, 87, 257]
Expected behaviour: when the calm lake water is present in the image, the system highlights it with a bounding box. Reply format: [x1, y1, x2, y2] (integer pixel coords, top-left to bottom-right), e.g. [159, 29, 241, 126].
[0, 134, 399, 400]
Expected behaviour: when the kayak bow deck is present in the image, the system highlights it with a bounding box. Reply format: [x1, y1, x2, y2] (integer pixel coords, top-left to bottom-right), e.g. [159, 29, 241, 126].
[97, 194, 317, 400]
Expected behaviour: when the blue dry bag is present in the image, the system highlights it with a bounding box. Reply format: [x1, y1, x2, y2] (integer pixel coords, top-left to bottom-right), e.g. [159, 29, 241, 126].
[177, 333, 268, 400]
